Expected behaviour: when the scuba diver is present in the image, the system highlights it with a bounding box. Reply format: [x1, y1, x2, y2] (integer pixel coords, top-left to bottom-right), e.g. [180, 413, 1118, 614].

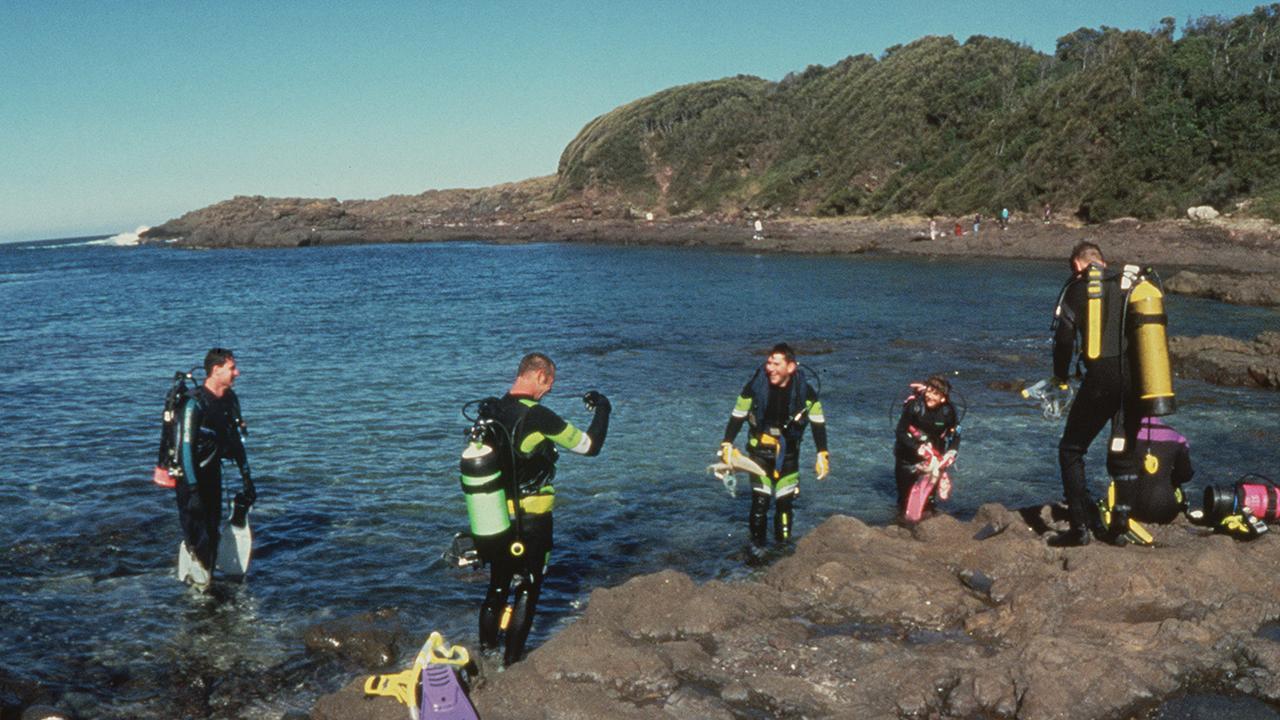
[719, 343, 829, 548]
[175, 348, 254, 587]
[893, 375, 961, 522]
[1047, 241, 1176, 546]
[1129, 416, 1193, 523]
[461, 353, 610, 666]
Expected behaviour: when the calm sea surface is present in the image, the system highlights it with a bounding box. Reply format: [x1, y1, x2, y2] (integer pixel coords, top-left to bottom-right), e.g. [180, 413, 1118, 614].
[1, 236, 1277, 718]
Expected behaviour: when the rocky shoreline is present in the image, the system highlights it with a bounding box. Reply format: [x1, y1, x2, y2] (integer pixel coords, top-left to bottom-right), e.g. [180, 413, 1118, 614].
[312, 507, 1280, 720]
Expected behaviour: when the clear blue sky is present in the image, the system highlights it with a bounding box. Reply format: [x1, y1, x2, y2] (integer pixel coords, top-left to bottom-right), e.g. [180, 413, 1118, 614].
[0, 1, 1265, 243]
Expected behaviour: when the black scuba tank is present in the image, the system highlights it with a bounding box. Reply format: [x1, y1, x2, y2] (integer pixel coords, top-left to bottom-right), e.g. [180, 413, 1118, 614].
[459, 424, 511, 540]
[153, 369, 196, 488]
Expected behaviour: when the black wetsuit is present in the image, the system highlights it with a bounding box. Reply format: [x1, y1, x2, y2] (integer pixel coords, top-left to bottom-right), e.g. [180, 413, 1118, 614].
[893, 396, 960, 513]
[1053, 265, 1141, 531]
[477, 393, 609, 666]
[176, 386, 249, 572]
[723, 370, 827, 546]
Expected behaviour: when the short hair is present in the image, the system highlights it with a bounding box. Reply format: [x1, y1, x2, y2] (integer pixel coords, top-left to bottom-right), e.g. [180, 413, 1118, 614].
[768, 343, 796, 363]
[1070, 240, 1104, 266]
[517, 352, 556, 378]
[925, 374, 951, 397]
[204, 347, 235, 375]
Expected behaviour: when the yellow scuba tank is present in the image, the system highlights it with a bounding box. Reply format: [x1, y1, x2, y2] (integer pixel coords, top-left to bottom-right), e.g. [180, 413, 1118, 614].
[459, 432, 511, 540]
[1125, 269, 1176, 416]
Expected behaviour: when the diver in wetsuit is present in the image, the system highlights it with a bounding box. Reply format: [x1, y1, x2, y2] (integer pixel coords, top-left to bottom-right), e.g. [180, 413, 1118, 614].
[476, 352, 610, 666]
[893, 375, 961, 517]
[1130, 416, 1193, 523]
[720, 343, 829, 547]
[176, 348, 255, 582]
[1048, 242, 1142, 546]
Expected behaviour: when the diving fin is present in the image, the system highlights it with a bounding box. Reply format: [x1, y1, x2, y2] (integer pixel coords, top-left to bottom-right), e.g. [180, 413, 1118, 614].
[726, 448, 768, 477]
[216, 508, 252, 577]
[177, 541, 211, 589]
[903, 475, 936, 523]
[706, 448, 769, 498]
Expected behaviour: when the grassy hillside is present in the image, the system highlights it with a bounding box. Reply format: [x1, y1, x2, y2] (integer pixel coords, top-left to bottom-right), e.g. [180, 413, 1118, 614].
[554, 6, 1280, 221]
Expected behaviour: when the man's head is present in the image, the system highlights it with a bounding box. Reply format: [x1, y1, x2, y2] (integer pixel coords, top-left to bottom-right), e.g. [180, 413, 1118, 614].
[514, 352, 556, 399]
[203, 347, 239, 395]
[1070, 240, 1105, 273]
[764, 343, 798, 388]
[923, 374, 951, 409]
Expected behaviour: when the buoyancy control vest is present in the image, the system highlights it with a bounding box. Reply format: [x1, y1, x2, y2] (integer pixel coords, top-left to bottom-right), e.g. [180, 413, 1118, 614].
[746, 367, 811, 441]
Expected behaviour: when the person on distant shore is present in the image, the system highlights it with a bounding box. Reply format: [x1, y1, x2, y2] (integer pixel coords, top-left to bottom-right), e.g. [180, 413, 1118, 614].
[1047, 242, 1143, 546]
[175, 348, 254, 586]
[1000, 207, 1009, 230]
[1043, 203, 1052, 224]
[892, 375, 961, 520]
[954, 220, 963, 237]
[473, 353, 610, 666]
[973, 213, 982, 236]
[929, 218, 938, 241]
[719, 343, 829, 547]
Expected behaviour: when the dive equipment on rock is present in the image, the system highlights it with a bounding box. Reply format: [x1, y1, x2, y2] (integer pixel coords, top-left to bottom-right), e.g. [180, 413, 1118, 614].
[153, 368, 199, 488]
[1204, 474, 1280, 524]
[365, 631, 477, 720]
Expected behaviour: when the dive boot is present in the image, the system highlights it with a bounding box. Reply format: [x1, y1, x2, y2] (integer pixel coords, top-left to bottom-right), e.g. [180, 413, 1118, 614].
[1047, 526, 1092, 547]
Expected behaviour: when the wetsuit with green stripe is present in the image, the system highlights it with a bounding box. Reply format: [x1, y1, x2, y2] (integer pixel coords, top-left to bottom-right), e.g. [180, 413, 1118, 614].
[478, 393, 609, 666]
[723, 371, 827, 546]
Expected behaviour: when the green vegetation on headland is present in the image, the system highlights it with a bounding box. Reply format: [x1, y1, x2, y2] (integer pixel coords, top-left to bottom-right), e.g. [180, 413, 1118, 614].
[557, 5, 1280, 222]
[145, 6, 1280, 250]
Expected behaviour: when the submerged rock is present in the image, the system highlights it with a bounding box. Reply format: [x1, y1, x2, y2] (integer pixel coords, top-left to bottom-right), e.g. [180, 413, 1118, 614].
[314, 506, 1280, 719]
[1170, 332, 1280, 390]
[302, 608, 408, 669]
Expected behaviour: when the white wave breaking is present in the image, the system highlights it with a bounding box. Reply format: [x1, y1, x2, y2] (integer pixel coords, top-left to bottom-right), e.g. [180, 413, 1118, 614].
[90, 226, 150, 246]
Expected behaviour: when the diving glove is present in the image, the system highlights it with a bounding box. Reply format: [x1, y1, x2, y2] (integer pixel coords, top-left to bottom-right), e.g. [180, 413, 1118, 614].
[582, 390, 611, 413]
[814, 451, 830, 480]
[720, 442, 734, 466]
[241, 473, 256, 507]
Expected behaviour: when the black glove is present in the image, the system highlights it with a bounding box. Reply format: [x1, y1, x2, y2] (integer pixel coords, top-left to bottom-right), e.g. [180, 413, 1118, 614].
[582, 390, 611, 413]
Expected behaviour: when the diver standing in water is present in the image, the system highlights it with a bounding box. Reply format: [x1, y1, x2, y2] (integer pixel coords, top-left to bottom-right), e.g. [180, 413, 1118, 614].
[1047, 241, 1176, 546]
[465, 353, 610, 666]
[893, 375, 961, 521]
[175, 348, 254, 587]
[719, 343, 829, 548]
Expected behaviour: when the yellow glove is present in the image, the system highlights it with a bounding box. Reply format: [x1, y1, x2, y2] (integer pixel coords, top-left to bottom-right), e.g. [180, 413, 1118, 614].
[814, 451, 830, 480]
[720, 442, 734, 466]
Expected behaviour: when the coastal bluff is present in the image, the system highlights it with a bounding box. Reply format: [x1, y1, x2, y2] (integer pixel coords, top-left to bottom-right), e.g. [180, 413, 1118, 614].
[313, 507, 1280, 720]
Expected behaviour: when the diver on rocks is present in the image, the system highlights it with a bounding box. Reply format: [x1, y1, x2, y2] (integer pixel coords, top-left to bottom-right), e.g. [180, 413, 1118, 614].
[1046, 241, 1176, 546]
[464, 352, 610, 666]
[1129, 416, 1193, 523]
[893, 375, 961, 522]
[719, 343, 829, 547]
[175, 348, 254, 586]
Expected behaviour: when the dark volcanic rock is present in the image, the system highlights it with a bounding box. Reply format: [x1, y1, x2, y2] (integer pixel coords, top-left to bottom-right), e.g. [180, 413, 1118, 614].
[1170, 332, 1280, 390]
[1166, 270, 1280, 307]
[302, 608, 408, 669]
[314, 507, 1280, 720]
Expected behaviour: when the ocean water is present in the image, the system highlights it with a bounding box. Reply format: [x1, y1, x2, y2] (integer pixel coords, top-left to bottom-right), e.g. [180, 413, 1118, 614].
[1, 236, 1277, 718]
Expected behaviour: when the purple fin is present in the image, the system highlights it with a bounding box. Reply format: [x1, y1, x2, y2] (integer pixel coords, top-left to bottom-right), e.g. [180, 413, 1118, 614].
[419, 664, 478, 720]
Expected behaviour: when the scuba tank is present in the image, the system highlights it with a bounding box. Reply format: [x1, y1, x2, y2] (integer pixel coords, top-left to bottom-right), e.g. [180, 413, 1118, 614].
[458, 422, 511, 541]
[1204, 474, 1280, 524]
[153, 368, 198, 488]
[1123, 266, 1176, 416]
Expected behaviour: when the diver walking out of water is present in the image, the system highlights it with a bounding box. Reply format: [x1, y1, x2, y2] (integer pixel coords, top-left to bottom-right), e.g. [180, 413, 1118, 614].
[174, 348, 255, 586]
[463, 353, 610, 666]
[1047, 241, 1176, 547]
[893, 375, 961, 522]
[719, 343, 829, 547]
